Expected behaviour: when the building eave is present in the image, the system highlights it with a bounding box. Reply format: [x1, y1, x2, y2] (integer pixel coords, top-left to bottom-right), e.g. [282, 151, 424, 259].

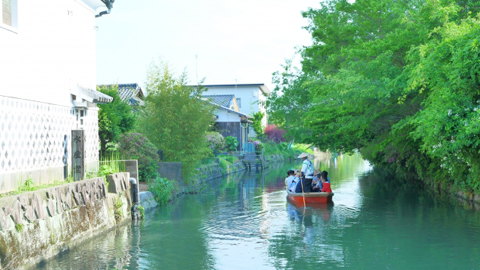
[189, 83, 271, 96]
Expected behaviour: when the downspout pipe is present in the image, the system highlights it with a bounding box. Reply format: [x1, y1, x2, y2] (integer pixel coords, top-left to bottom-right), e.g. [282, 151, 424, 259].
[130, 178, 140, 220]
[130, 178, 139, 204]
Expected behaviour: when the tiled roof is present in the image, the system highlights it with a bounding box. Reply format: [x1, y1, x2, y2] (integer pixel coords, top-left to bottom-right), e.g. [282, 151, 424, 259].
[202, 94, 235, 108]
[118, 84, 141, 102]
[98, 83, 145, 106]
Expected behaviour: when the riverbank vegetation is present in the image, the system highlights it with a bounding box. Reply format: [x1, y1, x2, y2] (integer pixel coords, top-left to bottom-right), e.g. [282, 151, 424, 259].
[138, 61, 216, 181]
[266, 0, 480, 193]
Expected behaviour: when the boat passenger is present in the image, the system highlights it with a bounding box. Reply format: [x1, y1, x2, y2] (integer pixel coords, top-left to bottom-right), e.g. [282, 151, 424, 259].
[298, 153, 314, 192]
[313, 171, 330, 192]
[321, 174, 332, 193]
[312, 172, 323, 192]
[285, 170, 296, 192]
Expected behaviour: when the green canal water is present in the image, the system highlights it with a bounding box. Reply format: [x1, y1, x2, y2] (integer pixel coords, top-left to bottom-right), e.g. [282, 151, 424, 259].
[39, 154, 480, 269]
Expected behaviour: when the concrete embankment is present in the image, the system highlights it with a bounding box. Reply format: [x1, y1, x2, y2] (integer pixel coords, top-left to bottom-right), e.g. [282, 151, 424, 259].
[0, 172, 134, 270]
[139, 154, 292, 211]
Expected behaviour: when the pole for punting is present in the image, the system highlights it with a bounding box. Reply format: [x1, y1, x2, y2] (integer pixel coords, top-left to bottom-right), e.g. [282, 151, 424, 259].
[300, 174, 307, 209]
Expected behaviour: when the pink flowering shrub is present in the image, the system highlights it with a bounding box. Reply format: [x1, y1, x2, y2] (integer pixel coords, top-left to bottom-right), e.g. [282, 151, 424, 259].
[205, 132, 225, 154]
[254, 140, 264, 152]
[264, 124, 286, 143]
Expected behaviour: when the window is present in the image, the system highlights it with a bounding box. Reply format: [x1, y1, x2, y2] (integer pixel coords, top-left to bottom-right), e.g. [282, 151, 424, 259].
[75, 108, 87, 129]
[236, 98, 241, 108]
[1, 0, 17, 30]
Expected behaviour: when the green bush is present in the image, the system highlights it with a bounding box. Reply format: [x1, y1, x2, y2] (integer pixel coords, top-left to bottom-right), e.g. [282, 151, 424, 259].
[225, 136, 239, 152]
[219, 155, 239, 164]
[118, 133, 159, 182]
[148, 176, 175, 206]
[205, 132, 225, 154]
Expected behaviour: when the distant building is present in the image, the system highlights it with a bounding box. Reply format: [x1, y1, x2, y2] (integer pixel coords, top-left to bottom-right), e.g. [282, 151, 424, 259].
[118, 83, 146, 106]
[203, 95, 252, 151]
[100, 83, 146, 106]
[191, 84, 270, 137]
[0, 0, 115, 193]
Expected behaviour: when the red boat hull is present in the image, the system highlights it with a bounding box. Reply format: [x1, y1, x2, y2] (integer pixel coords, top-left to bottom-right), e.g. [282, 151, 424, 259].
[287, 190, 334, 206]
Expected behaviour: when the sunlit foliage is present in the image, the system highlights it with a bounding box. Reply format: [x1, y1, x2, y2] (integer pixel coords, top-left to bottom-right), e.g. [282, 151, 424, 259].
[267, 0, 480, 192]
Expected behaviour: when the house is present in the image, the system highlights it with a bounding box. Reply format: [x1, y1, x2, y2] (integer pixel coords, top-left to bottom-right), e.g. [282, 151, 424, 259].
[99, 83, 146, 106]
[191, 84, 270, 137]
[203, 95, 252, 151]
[118, 83, 146, 106]
[0, 0, 115, 193]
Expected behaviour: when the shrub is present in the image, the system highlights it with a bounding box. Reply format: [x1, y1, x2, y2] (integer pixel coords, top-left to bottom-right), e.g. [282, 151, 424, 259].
[205, 132, 225, 154]
[97, 85, 136, 157]
[252, 111, 265, 135]
[254, 140, 264, 152]
[118, 133, 159, 181]
[264, 124, 286, 143]
[225, 136, 239, 152]
[148, 176, 175, 206]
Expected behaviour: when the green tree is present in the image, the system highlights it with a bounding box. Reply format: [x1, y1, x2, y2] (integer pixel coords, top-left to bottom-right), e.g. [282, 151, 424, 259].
[97, 85, 136, 157]
[137, 62, 215, 181]
[252, 111, 265, 135]
[266, 58, 312, 142]
[271, 0, 480, 192]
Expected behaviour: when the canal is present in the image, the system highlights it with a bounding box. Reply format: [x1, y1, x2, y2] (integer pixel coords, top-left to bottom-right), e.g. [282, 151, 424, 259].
[38, 154, 480, 269]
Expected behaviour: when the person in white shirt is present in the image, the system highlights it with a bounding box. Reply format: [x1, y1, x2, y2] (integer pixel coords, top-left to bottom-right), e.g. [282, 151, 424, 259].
[285, 170, 296, 192]
[298, 153, 314, 192]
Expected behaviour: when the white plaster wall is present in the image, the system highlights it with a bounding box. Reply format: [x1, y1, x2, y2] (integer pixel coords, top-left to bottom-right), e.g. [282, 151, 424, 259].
[203, 85, 268, 121]
[215, 109, 241, 123]
[203, 85, 268, 137]
[0, 0, 97, 107]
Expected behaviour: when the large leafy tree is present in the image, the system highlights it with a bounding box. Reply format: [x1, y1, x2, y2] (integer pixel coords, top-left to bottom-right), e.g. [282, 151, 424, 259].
[272, 0, 480, 191]
[137, 62, 215, 181]
[266, 58, 313, 142]
[97, 85, 136, 157]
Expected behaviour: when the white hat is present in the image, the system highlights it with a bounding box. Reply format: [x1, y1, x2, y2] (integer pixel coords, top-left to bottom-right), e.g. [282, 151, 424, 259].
[297, 153, 309, 159]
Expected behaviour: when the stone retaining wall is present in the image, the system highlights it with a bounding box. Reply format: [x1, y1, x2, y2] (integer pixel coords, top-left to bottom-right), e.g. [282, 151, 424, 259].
[139, 191, 157, 211]
[0, 172, 133, 269]
[197, 162, 246, 180]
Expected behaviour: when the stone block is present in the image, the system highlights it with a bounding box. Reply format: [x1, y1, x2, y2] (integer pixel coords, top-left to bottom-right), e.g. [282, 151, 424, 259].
[55, 189, 63, 215]
[33, 193, 48, 220]
[17, 194, 29, 208]
[11, 200, 23, 224]
[23, 204, 35, 223]
[46, 200, 56, 217]
[0, 208, 14, 231]
[107, 173, 130, 194]
[82, 185, 91, 204]
[91, 181, 99, 201]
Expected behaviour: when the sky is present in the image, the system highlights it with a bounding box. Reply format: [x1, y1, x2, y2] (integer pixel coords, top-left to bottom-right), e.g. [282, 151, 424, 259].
[95, 0, 322, 93]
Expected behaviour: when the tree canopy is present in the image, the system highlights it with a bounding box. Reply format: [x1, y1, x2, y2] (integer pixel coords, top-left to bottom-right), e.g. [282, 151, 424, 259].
[137, 62, 215, 181]
[266, 0, 480, 192]
[97, 85, 136, 157]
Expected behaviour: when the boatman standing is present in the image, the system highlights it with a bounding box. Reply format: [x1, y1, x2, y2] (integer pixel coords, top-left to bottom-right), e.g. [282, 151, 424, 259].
[298, 153, 314, 192]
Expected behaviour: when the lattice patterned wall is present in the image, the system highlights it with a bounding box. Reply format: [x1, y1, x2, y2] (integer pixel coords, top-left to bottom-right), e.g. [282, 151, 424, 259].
[84, 107, 99, 168]
[0, 95, 99, 179]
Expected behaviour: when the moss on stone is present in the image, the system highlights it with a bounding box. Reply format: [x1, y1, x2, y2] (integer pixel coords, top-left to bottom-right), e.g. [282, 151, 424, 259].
[15, 223, 23, 233]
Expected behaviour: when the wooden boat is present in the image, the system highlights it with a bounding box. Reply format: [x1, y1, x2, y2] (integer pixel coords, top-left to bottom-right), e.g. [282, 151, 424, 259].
[287, 190, 334, 206]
